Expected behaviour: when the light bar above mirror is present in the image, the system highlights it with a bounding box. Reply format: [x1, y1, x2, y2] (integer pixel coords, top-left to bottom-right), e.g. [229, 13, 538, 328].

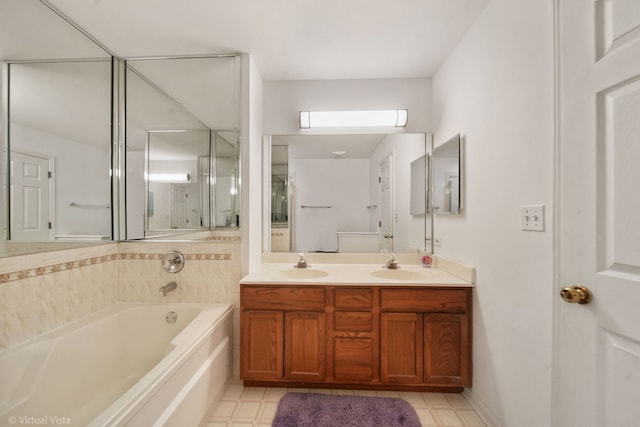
[299, 109, 408, 129]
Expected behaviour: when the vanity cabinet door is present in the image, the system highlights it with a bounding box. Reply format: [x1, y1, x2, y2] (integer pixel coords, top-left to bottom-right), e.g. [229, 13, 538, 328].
[380, 312, 423, 384]
[284, 311, 326, 381]
[241, 310, 284, 380]
[424, 313, 471, 386]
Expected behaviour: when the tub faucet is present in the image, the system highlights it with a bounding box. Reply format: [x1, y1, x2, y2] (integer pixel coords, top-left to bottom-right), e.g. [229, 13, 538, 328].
[294, 252, 309, 268]
[160, 281, 177, 297]
[383, 255, 399, 269]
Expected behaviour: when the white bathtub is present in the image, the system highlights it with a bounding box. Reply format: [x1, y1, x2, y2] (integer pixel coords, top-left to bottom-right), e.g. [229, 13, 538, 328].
[0, 303, 233, 427]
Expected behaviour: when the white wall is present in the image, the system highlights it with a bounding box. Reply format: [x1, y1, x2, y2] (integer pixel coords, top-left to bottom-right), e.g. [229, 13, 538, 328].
[240, 54, 264, 274]
[431, 0, 555, 426]
[263, 78, 431, 135]
[290, 158, 369, 252]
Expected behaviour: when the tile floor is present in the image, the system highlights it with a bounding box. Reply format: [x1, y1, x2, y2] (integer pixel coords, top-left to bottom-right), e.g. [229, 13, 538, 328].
[207, 382, 486, 427]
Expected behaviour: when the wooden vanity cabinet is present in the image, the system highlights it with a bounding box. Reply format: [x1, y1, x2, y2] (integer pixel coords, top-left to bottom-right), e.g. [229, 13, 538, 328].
[240, 286, 326, 381]
[380, 288, 471, 387]
[240, 284, 472, 392]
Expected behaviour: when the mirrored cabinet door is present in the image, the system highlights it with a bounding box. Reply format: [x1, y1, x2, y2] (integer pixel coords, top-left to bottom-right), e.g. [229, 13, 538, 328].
[431, 134, 462, 215]
[2, 0, 113, 254]
[8, 61, 113, 241]
[124, 56, 240, 239]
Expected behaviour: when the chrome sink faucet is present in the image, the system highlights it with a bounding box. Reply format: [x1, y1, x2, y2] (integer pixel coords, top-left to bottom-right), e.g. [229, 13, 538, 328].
[160, 281, 177, 296]
[294, 252, 309, 268]
[383, 255, 399, 269]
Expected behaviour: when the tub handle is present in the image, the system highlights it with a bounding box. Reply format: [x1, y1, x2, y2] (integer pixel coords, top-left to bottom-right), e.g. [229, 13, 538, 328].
[162, 251, 185, 273]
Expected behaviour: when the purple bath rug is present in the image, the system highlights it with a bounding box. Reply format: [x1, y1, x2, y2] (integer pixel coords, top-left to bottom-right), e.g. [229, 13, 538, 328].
[271, 392, 422, 427]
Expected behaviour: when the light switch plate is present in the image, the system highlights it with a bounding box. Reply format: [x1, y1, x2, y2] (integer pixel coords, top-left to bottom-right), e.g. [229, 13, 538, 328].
[522, 205, 545, 231]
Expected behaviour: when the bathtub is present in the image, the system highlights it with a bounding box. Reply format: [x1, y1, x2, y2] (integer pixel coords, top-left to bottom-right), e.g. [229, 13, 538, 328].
[0, 303, 233, 427]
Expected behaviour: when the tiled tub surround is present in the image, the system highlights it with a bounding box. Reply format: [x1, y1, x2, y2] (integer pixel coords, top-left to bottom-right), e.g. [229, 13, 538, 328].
[0, 238, 242, 354]
[0, 244, 119, 350]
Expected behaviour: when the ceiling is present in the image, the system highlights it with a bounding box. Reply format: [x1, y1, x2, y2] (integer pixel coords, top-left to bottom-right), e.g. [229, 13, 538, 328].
[273, 134, 387, 159]
[1, 0, 488, 158]
[42, 0, 489, 81]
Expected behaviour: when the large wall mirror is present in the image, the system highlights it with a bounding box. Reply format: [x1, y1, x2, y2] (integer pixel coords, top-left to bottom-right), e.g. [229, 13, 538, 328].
[1, 0, 113, 256]
[124, 56, 240, 240]
[1, 1, 242, 254]
[264, 133, 432, 254]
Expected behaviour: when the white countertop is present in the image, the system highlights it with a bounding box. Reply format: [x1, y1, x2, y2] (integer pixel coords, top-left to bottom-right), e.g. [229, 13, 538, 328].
[240, 256, 475, 287]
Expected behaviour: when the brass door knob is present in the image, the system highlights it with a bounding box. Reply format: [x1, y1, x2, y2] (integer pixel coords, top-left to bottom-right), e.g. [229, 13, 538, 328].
[560, 286, 593, 304]
[383, 234, 393, 239]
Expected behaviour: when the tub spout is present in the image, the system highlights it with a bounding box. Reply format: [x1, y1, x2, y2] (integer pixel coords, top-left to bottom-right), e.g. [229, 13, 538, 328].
[160, 281, 177, 297]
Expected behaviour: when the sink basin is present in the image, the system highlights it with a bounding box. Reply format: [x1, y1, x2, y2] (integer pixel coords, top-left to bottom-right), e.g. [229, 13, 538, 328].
[271, 268, 329, 279]
[370, 269, 431, 281]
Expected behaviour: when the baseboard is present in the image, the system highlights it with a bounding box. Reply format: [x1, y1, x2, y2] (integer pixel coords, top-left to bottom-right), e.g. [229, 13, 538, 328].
[463, 389, 503, 427]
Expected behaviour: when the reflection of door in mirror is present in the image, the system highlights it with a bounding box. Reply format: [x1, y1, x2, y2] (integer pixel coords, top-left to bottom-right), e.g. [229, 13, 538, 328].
[146, 131, 209, 235]
[379, 154, 393, 253]
[9, 151, 53, 241]
[171, 185, 189, 229]
[8, 61, 112, 241]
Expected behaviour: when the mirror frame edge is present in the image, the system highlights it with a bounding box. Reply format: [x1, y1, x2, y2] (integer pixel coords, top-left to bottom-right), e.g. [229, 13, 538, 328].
[1, 62, 9, 242]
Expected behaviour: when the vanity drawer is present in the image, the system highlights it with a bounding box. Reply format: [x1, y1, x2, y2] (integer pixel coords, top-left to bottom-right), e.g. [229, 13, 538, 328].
[334, 311, 373, 332]
[241, 286, 326, 310]
[380, 288, 468, 313]
[334, 288, 373, 309]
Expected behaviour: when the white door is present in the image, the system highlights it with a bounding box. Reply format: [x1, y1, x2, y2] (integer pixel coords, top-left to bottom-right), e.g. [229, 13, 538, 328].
[379, 154, 393, 253]
[171, 184, 189, 229]
[9, 151, 52, 241]
[554, 1, 640, 426]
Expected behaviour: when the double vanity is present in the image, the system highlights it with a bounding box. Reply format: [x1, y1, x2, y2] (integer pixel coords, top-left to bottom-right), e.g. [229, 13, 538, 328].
[239, 254, 475, 392]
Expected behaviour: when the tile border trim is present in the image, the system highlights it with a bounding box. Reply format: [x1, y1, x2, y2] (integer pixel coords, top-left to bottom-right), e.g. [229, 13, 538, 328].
[0, 252, 233, 284]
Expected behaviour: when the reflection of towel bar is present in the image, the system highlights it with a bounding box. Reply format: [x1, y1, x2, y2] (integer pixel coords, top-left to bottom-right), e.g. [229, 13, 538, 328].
[70, 202, 110, 209]
[301, 205, 332, 209]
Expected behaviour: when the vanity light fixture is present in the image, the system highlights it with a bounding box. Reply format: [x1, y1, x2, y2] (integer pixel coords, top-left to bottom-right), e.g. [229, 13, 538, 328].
[148, 173, 191, 183]
[299, 109, 408, 129]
